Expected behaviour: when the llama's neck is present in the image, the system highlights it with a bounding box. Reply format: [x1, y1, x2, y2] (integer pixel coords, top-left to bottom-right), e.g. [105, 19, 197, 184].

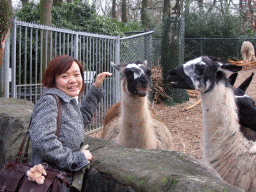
[117, 90, 156, 148]
[200, 81, 245, 162]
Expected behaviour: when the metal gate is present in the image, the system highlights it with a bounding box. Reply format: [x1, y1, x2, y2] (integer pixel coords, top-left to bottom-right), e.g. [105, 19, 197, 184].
[0, 19, 154, 133]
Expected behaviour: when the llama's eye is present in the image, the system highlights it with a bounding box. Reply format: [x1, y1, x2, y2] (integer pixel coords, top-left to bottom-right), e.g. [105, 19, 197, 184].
[125, 70, 133, 77]
[146, 70, 152, 77]
[196, 64, 207, 75]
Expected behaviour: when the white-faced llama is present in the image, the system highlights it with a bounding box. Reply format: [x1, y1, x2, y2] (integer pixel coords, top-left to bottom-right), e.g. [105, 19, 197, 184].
[167, 56, 256, 192]
[241, 41, 256, 67]
[102, 61, 174, 150]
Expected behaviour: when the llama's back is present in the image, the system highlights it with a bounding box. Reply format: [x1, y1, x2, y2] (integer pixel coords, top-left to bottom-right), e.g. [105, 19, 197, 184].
[241, 41, 255, 61]
[151, 118, 174, 150]
[102, 117, 120, 141]
[102, 102, 121, 140]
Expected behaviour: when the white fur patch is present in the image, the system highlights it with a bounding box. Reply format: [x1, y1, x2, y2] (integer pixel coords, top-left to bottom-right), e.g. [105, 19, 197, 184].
[183, 57, 206, 90]
[184, 57, 204, 67]
[126, 63, 145, 79]
[205, 80, 211, 91]
[235, 95, 249, 98]
[249, 144, 256, 153]
[218, 62, 223, 66]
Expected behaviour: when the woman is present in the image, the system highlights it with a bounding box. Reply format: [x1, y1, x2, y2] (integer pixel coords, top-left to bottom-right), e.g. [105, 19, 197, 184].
[29, 55, 112, 191]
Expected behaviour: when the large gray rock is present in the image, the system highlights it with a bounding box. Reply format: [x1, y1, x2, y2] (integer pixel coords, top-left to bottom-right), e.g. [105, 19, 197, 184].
[83, 136, 244, 192]
[0, 98, 244, 191]
[0, 98, 34, 169]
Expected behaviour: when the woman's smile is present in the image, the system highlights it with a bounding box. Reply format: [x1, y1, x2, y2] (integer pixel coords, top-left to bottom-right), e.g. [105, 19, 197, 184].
[55, 61, 83, 97]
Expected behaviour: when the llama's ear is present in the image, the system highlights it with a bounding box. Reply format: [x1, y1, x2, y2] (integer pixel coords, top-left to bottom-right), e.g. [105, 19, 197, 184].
[221, 64, 243, 72]
[238, 72, 254, 91]
[110, 62, 122, 72]
[143, 60, 147, 66]
[228, 73, 238, 86]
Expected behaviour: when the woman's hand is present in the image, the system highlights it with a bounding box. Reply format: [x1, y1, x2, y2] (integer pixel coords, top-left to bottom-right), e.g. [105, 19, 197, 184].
[81, 149, 93, 161]
[94, 72, 112, 88]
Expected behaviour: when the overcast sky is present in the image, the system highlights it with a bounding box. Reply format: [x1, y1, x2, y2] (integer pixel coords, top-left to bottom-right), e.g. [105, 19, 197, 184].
[12, 0, 22, 9]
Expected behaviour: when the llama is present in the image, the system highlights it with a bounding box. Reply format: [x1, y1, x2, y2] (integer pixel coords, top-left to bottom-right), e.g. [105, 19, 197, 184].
[230, 73, 256, 127]
[229, 72, 256, 141]
[102, 61, 174, 150]
[167, 56, 256, 191]
[241, 41, 256, 67]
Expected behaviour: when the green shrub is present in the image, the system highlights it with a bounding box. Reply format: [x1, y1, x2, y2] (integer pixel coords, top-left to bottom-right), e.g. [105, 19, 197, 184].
[184, 3, 242, 38]
[16, 0, 143, 36]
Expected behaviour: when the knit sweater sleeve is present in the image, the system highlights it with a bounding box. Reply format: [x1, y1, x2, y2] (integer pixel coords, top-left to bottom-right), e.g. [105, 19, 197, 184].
[80, 85, 104, 125]
[29, 95, 88, 172]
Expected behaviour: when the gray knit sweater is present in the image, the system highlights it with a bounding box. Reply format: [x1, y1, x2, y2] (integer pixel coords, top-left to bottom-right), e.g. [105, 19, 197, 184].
[29, 85, 103, 190]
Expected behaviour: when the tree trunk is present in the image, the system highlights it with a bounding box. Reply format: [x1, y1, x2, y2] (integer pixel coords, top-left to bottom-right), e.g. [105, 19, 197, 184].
[40, 0, 53, 73]
[121, 0, 127, 23]
[248, 0, 254, 14]
[239, 0, 243, 10]
[53, 0, 62, 7]
[161, 17, 188, 103]
[163, 0, 170, 19]
[198, 0, 203, 8]
[20, 0, 28, 7]
[184, 0, 190, 16]
[0, 0, 13, 68]
[112, 0, 116, 19]
[141, 0, 148, 26]
[40, 0, 52, 26]
[174, 0, 183, 15]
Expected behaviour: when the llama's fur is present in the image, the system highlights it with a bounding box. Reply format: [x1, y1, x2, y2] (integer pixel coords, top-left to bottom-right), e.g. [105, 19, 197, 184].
[229, 72, 256, 141]
[241, 41, 256, 67]
[167, 56, 256, 192]
[102, 61, 174, 150]
[201, 82, 256, 189]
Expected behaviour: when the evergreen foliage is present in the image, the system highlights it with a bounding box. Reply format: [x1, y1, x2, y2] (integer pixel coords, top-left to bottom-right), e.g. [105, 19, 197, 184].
[0, 0, 13, 47]
[183, 3, 253, 61]
[16, 0, 143, 36]
[161, 17, 188, 104]
[184, 3, 243, 38]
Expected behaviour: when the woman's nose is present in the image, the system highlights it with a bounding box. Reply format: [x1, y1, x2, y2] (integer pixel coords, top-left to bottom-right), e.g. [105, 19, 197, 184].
[69, 76, 76, 83]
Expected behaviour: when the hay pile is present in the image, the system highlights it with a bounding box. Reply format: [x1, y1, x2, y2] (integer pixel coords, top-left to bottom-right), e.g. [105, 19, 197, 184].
[151, 65, 171, 103]
[187, 90, 199, 98]
[227, 59, 256, 69]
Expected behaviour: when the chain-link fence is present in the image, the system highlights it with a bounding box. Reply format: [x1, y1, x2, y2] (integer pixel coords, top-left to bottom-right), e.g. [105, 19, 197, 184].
[120, 31, 152, 65]
[185, 38, 256, 62]
[159, 16, 189, 104]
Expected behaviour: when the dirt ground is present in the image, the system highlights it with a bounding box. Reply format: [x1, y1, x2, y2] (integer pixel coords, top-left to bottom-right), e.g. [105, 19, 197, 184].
[89, 67, 256, 160]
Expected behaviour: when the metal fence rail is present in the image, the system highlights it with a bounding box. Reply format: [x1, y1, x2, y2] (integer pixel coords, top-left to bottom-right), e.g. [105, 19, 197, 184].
[0, 19, 153, 133]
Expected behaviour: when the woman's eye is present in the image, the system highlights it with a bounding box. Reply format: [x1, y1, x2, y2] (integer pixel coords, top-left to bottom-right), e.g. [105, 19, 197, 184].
[75, 74, 81, 77]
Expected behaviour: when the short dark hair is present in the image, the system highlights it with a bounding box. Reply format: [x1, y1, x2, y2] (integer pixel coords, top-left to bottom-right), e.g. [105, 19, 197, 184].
[42, 55, 85, 95]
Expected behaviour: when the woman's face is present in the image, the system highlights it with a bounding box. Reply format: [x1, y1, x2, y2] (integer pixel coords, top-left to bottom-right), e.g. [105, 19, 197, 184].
[55, 61, 83, 97]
